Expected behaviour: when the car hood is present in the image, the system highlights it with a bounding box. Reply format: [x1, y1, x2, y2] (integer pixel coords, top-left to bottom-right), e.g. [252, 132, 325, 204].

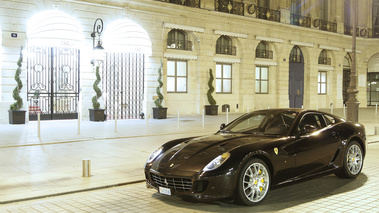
[151, 133, 275, 175]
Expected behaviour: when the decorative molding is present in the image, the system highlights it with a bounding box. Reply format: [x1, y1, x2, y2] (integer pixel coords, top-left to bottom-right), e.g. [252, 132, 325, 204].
[164, 53, 198, 60]
[290, 41, 314, 47]
[318, 65, 334, 71]
[319, 45, 340, 51]
[344, 48, 362, 54]
[256, 36, 284, 43]
[164, 23, 205, 33]
[214, 30, 248, 38]
[213, 57, 241, 63]
[255, 60, 278, 66]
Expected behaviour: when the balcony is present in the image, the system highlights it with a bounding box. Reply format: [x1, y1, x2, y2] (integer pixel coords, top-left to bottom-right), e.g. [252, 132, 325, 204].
[256, 49, 273, 59]
[314, 19, 337, 33]
[318, 57, 331, 65]
[216, 45, 236, 56]
[290, 14, 311, 28]
[254, 6, 280, 22]
[215, 0, 244, 16]
[167, 39, 192, 51]
[344, 25, 373, 38]
[157, 0, 200, 8]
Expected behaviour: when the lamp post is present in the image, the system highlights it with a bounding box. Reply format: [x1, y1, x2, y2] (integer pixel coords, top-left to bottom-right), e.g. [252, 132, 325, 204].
[91, 18, 104, 64]
[346, 0, 359, 122]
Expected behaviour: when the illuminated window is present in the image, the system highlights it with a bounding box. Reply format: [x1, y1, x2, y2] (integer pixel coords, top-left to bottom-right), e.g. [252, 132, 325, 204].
[167, 60, 187, 93]
[216, 63, 232, 93]
[318, 71, 327, 94]
[256, 66, 269, 94]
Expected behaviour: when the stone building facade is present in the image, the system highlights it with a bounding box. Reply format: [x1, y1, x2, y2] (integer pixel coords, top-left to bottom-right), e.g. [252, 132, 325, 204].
[1, 0, 379, 123]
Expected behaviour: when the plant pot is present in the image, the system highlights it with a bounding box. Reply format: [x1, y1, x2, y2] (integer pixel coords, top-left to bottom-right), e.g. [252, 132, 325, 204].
[89, 109, 106, 121]
[153, 107, 167, 119]
[8, 110, 26, 124]
[205, 105, 218, 115]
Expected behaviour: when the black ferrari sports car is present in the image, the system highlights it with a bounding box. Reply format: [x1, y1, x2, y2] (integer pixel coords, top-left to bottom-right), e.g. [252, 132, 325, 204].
[144, 109, 366, 205]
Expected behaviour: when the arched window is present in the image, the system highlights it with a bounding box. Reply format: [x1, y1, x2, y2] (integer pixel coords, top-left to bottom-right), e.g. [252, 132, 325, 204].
[318, 49, 331, 65]
[256, 41, 273, 59]
[167, 29, 191, 50]
[216, 36, 235, 55]
[289, 46, 302, 63]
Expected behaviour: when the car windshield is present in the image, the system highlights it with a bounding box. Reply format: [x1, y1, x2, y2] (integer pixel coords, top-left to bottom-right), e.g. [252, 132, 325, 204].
[222, 111, 297, 136]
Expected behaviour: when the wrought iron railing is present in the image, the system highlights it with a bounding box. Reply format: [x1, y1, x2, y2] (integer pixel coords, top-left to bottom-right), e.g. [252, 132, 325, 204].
[254, 6, 280, 22]
[215, 0, 244, 16]
[256, 49, 273, 59]
[314, 19, 337, 33]
[290, 14, 311, 28]
[157, 0, 200, 8]
[344, 25, 373, 38]
[216, 45, 236, 56]
[289, 54, 302, 63]
[318, 57, 331, 65]
[167, 39, 192, 50]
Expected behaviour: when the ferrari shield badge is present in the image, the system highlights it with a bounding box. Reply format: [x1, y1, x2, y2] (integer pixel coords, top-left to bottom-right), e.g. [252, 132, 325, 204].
[274, 147, 278, 155]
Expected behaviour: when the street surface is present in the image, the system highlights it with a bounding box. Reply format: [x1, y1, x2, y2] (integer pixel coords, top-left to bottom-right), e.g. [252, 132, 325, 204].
[1, 143, 378, 213]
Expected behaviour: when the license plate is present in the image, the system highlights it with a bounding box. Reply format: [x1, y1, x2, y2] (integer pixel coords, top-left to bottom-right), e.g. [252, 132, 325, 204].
[159, 186, 171, 196]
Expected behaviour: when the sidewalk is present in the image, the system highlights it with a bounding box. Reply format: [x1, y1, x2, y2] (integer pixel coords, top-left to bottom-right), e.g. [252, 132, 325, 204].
[0, 108, 378, 204]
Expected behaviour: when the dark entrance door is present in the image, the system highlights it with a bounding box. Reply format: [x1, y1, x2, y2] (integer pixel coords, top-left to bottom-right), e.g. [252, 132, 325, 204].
[27, 46, 80, 120]
[103, 52, 145, 119]
[343, 69, 351, 104]
[289, 62, 304, 108]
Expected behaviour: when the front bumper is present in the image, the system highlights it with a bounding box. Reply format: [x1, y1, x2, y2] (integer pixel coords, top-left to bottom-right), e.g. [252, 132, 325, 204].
[144, 169, 237, 200]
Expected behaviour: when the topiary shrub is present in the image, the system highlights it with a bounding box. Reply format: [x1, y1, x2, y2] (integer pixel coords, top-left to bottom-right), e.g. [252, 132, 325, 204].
[207, 68, 217, 105]
[154, 61, 164, 108]
[92, 65, 102, 109]
[10, 46, 24, 111]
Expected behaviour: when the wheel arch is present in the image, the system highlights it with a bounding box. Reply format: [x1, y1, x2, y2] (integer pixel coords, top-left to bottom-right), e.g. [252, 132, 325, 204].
[348, 136, 366, 157]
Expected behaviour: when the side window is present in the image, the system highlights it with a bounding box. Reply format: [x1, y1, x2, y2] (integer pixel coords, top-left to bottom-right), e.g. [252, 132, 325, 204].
[298, 113, 327, 131]
[324, 114, 336, 125]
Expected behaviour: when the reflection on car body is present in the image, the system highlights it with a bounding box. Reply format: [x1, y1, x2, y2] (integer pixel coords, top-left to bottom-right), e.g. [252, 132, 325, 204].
[144, 109, 366, 205]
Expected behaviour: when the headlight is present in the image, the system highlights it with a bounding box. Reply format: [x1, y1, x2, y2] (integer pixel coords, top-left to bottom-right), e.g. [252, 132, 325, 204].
[146, 146, 163, 163]
[203, 152, 230, 171]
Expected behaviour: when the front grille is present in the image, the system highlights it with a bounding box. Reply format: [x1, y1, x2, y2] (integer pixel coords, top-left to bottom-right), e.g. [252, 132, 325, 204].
[150, 173, 192, 192]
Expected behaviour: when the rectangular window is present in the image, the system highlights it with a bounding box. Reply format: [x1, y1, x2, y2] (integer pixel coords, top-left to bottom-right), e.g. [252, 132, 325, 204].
[255, 66, 269, 94]
[216, 63, 232, 93]
[318, 71, 327, 94]
[167, 60, 187, 93]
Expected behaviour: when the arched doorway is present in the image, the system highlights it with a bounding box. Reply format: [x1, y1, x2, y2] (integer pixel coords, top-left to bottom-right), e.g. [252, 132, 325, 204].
[26, 10, 84, 120]
[367, 53, 379, 106]
[289, 46, 304, 108]
[343, 54, 351, 104]
[102, 19, 152, 119]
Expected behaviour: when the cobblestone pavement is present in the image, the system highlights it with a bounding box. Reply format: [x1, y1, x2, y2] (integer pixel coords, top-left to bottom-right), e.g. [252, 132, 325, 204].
[1, 143, 378, 213]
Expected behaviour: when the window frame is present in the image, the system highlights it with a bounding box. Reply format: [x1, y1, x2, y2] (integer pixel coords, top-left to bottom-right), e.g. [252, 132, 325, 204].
[216, 63, 232, 94]
[318, 71, 327, 95]
[255, 66, 269, 94]
[167, 59, 188, 93]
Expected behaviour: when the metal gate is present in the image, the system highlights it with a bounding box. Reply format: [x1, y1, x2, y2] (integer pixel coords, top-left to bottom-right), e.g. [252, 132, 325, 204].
[103, 52, 144, 119]
[27, 46, 80, 120]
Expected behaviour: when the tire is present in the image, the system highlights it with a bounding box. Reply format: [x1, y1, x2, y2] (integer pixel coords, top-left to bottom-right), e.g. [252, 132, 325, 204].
[335, 140, 364, 178]
[236, 158, 270, 206]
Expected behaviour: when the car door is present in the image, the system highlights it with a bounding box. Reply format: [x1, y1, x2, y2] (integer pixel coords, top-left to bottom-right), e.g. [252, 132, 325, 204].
[292, 113, 341, 178]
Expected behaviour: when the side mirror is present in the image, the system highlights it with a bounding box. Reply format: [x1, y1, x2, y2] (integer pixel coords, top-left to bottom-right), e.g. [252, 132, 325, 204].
[301, 124, 317, 134]
[220, 123, 226, 130]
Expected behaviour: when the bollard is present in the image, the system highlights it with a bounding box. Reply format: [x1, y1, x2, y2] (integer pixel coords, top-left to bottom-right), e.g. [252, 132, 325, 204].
[376, 104, 378, 116]
[226, 108, 229, 124]
[38, 112, 41, 137]
[202, 108, 205, 127]
[375, 127, 379, 135]
[177, 109, 180, 129]
[115, 109, 118, 133]
[78, 112, 81, 135]
[82, 159, 91, 177]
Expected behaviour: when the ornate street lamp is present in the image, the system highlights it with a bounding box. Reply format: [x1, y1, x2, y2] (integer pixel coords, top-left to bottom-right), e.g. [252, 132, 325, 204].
[346, 0, 359, 122]
[91, 18, 104, 64]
